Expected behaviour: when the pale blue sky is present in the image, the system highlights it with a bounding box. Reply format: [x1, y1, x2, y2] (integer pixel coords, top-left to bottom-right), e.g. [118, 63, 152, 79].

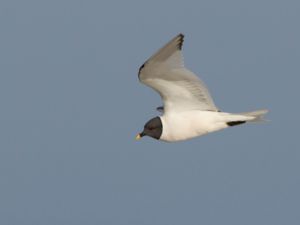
[0, 0, 299, 224]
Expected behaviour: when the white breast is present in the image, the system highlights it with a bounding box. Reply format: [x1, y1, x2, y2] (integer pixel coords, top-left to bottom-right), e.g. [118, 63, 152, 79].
[159, 111, 228, 142]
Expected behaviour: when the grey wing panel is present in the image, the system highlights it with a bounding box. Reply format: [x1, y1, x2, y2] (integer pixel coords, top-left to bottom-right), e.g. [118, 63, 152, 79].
[138, 34, 184, 79]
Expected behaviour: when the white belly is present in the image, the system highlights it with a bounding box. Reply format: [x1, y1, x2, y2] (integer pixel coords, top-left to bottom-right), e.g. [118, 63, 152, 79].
[159, 111, 228, 142]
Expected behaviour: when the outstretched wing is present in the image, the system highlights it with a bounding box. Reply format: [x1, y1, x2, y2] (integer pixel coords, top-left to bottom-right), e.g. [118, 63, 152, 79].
[138, 34, 219, 113]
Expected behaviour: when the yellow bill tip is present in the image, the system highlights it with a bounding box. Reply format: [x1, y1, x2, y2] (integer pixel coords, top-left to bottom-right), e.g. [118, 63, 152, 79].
[135, 134, 141, 140]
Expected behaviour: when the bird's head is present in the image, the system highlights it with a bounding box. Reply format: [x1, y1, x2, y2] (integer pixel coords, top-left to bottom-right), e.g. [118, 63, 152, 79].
[136, 116, 162, 140]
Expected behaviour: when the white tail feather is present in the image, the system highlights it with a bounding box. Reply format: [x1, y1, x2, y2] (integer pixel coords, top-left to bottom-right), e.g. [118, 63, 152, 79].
[239, 109, 269, 123]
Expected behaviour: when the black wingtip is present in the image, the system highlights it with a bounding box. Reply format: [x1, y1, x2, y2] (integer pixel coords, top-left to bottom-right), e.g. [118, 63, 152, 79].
[138, 63, 145, 76]
[177, 33, 184, 50]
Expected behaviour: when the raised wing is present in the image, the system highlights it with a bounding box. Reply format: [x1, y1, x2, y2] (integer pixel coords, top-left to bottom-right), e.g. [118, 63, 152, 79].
[138, 34, 219, 113]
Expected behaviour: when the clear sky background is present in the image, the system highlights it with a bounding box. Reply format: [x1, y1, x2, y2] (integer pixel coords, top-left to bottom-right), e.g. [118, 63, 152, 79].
[0, 0, 299, 224]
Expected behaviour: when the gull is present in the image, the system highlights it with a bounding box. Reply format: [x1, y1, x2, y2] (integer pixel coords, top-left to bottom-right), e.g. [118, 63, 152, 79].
[136, 34, 268, 142]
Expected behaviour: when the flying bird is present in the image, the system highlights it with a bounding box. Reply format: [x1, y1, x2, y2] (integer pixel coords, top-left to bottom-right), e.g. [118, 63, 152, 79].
[136, 34, 268, 142]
